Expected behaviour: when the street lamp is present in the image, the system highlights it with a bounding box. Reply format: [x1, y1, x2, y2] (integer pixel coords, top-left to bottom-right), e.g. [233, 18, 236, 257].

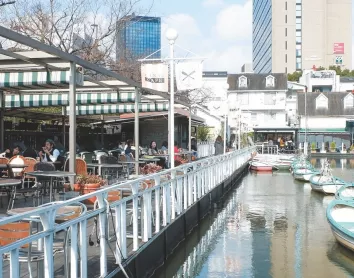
[166, 28, 178, 169]
[223, 83, 229, 154]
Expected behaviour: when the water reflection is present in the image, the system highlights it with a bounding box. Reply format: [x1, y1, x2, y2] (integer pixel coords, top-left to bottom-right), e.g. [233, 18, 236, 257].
[158, 161, 354, 278]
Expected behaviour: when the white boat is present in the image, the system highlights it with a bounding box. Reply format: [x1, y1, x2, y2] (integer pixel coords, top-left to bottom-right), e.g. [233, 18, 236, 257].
[310, 160, 347, 194]
[293, 168, 319, 181]
[249, 161, 273, 171]
[336, 184, 354, 201]
[327, 200, 354, 252]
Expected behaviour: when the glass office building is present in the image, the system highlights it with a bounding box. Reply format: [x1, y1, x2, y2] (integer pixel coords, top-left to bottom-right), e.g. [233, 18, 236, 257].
[253, 0, 272, 73]
[116, 16, 161, 60]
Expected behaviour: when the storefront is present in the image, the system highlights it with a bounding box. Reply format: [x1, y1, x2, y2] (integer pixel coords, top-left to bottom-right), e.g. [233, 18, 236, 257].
[253, 127, 299, 146]
[298, 128, 350, 150]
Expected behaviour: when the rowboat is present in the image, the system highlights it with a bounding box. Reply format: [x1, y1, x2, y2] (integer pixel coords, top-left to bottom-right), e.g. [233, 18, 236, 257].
[309, 160, 346, 194]
[293, 167, 319, 181]
[336, 184, 354, 201]
[327, 200, 354, 252]
[310, 175, 346, 194]
[249, 161, 273, 171]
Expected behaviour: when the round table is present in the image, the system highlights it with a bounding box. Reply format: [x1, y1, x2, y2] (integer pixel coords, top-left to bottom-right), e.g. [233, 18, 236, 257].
[26, 171, 76, 202]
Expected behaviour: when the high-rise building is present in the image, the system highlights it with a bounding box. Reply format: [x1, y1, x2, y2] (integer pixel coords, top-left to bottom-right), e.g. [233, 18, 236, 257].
[253, 0, 352, 74]
[116, 16, 161, 61]
[241, 63, 253, 73]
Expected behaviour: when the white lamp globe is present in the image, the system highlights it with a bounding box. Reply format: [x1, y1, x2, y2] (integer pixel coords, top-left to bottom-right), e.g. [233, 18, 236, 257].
[165, 28, 178, 43]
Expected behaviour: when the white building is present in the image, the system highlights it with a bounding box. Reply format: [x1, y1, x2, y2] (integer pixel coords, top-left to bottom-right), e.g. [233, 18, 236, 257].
[297, 92, 354, 148]
[287, 81, 306, 126]
[298, 69, 354, 93]
[228, 73, 296, 143]
[192, 104, 223, 140]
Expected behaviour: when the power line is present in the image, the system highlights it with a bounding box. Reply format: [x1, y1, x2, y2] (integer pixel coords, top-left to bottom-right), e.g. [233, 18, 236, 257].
[0, 1, 15, 7]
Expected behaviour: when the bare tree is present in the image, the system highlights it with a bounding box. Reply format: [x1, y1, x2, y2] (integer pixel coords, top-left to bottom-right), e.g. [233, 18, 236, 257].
[0, 1, 15, 7]
[1, 0, 154, 64]
[176, 86, 214, 106]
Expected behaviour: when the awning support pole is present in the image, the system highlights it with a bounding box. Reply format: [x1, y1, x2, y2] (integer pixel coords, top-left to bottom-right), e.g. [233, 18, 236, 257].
[134, 87, 140, 174]
[0, 90, 4, 151]
[69, 62, 77, 183]
[62, 107, 66, 150]
[188, 109, 192, 152]
[100, 115, 104, 148]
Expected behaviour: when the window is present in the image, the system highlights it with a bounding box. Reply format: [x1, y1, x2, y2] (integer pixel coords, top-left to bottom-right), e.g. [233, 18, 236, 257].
[285, 1, 287, 10]
[316, 93, 328, 109]
[285, 54, 287, 63]
[264, 92, 276, 105]
[296, 10, 301, 17]
[251, 113, 257, 122]
[285, 15, 287, 23]
[296, 31, 301, 37]
[296, 37, 302, 43]
[265, 75, 275, 87]
[238, 93, 249, 105]
[285, 41, 287, 50]
[270, 112, 276, 120]
[238, 75, 248, 88]
[344, 93, 354, 108]
[296, 4, 301, 11]
[285, 28, 287, 37]
[296, 23, 301, 30]
[285, 67, 287, 73]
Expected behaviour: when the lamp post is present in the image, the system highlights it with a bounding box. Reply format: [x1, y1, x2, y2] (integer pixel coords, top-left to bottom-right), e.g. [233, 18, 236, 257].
[223, 84, 229, 154]
[166, 28, 178, 169]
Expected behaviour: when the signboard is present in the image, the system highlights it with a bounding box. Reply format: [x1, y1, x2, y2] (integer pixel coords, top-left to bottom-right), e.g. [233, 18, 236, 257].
[141, 63, 169, 92]
[175, 62, 203, 91]
[335, 56, 343, 65]
[333, 43, 344, 54]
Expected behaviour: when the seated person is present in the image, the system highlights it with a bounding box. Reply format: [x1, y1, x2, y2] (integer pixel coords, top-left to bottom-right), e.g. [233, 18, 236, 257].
[38, 139, 60, 164]
[148, 141, 159, 155]
[4, 145, 22, 159]
[160, 141, 168, 153]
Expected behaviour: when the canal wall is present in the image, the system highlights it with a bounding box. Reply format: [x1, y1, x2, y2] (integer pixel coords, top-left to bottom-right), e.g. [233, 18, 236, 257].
[115, 161, 250, 278]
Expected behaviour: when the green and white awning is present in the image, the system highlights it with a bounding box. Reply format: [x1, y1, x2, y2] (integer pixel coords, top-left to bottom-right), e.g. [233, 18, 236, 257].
[67, 103, 169, 115]
[4, 92, 135, 108]
[0, 70, 84, 89]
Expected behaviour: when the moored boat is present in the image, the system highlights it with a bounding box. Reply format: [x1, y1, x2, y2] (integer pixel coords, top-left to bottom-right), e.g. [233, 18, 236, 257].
[310, 175, 347, 194]
[293, 167, 319, 181]
[249, 161, 273, 171]
[336, 184, 354, 201]
[327, 200, 354, 252]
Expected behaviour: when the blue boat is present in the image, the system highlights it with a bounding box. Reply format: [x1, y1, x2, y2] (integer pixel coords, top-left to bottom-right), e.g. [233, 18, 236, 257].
[327, 200, 354, 252]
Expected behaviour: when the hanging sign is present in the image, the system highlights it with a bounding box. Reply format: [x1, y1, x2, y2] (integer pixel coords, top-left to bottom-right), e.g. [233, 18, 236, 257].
[141, 63, 169, 92]
[175, 62, 203, 91]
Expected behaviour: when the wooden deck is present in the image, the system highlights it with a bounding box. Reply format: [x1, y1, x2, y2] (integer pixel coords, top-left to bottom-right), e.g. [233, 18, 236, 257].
[0, 193, 153, 278]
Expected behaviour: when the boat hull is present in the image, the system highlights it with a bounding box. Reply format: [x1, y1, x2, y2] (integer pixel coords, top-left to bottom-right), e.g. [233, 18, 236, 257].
[250, 165, 273, 171]
[327, 200, 354, 253]
[310, 175, 346, 194]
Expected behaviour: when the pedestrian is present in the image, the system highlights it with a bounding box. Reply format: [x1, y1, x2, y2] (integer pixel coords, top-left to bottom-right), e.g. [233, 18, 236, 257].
[214, 136, 224, 155]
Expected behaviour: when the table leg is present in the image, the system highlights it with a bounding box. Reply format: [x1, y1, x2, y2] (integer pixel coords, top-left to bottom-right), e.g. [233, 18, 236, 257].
[49, 177, 53, 202]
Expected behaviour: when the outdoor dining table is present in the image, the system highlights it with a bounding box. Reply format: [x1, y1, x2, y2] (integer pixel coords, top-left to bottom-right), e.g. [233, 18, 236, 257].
[86, 163, 123, 176]
[26, 171, 76, 202]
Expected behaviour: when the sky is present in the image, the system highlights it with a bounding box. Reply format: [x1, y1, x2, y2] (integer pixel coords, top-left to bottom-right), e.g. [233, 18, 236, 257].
[140, 0, 354, 73]
[141, 0, 252, 73]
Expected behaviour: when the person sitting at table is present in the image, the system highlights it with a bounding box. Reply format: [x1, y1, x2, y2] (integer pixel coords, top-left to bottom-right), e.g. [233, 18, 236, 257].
[124, 139, 134, 172]
[38, 139, 60, 163]
[3, 145, 22, 159]
[148, 141, 159, 156]
[161, 141, 168, 154]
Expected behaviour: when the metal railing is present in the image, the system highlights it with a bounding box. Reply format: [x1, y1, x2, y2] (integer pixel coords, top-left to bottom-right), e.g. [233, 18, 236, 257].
[197, 141, 215, 158]
[256, 144, 279, 155]
[0, 147, 255, 278]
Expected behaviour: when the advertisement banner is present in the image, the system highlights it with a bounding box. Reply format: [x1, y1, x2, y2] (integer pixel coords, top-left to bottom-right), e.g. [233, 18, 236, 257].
[175, 62, 203, 91]
[333, 43, 345, 54]
[141, 63, 169, 92]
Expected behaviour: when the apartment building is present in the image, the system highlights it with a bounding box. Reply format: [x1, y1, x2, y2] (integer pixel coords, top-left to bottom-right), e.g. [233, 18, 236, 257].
[253, 0, 352, 73]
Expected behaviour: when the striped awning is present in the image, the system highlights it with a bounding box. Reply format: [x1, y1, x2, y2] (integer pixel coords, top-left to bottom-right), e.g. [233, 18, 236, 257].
[3, 92, 135, 108]
[0, 70, 84, 89]
[67, 103, 169, 115]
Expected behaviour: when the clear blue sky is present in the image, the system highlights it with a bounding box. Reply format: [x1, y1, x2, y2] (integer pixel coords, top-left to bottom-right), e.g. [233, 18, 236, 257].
[140, 0, 354, 73]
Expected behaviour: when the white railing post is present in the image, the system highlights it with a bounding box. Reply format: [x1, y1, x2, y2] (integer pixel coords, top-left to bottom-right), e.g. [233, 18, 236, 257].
[154, 176, 161, 233]
[97, 194, 107, 276]
[131, 183, 139, 251]
[183, 168, 188, 210]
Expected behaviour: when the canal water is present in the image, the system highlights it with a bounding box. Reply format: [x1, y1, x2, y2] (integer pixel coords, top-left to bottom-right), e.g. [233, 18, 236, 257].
[155, 158, 354, 278]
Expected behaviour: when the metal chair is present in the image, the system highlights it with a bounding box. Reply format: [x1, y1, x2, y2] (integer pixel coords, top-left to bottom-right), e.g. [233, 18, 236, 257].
[64, 158, 87, 176]
[0, 220, 61, 278]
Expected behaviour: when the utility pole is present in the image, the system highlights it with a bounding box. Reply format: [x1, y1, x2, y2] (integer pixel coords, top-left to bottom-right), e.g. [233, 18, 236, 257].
[0, 1, 15, 7]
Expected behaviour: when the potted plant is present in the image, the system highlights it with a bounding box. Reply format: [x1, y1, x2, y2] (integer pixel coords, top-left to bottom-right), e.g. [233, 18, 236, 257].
[330, 142, 336, 152]
[311, 142, 316, 153]
[73, 174, 106, 204]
